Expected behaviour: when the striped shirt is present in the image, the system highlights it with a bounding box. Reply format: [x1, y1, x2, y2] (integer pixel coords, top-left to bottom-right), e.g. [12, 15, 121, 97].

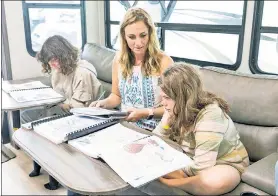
[153, 103, 249, 176]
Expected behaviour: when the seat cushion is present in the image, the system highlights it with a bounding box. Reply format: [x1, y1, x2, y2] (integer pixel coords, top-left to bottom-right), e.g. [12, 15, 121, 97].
[225, 182, 269, 195]
[241, 153, 278, 195]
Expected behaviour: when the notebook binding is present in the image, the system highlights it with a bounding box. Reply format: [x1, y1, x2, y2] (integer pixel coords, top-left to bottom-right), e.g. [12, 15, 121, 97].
[31, 112, 73, 129]
[10, 86, 51, 92]
[66, 118, 119, 140]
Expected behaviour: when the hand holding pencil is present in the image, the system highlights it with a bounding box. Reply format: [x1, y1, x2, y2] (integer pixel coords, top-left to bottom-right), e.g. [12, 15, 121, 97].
[89, 91, 107, 108]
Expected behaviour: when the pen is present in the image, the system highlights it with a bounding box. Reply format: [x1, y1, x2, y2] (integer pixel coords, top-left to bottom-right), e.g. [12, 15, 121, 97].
[97, 91, 106, 101]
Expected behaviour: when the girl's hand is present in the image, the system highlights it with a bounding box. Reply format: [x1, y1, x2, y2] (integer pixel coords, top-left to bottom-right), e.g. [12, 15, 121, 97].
[159, 177, 185, 187]
[161, 109, 171, 128]
[59, 103, 71, 112]
[163, 169, 186, 179]
[125, 108, 148, 122]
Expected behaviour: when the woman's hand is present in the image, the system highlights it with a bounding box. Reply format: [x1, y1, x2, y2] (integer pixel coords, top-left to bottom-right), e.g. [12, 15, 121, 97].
[125, 108, 148, 122]
[89, 99, 107, 108]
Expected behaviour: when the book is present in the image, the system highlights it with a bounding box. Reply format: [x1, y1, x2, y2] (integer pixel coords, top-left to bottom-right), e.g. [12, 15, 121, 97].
[2, 81, 49, 93]
[28, 113, 119, 144]
[70, 107, 129, 119]
[68, 123, 193, 188]
[2, 81, 63, 103]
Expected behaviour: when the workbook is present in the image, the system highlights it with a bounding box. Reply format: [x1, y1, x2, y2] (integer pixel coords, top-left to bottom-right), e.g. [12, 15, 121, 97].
[28, 113, 119, 144]
[68, 123, 193, 188]
[70, 107, 129, 119]
[2, 81, 49, 93]
[2, 81, 63, 103]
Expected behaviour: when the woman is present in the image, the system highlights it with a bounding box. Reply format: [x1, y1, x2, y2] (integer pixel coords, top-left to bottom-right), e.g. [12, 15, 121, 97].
[21, 35, 102, 190]
[90, 7, 173, 131]
[120, 63, 250, 195]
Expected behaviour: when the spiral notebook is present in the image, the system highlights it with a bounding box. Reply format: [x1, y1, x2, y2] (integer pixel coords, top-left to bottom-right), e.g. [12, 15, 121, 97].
[2, 81, 49, 93]
[29, 113, 119, 144]
[3, 81, 63, 103]
[70, 107, 129, 119]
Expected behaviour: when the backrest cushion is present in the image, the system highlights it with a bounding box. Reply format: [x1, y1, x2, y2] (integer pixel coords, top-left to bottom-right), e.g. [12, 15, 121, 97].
[81, 43, 115, 84]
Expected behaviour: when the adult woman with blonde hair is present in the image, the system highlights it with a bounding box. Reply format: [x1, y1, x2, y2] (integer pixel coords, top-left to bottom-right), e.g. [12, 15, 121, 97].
[90, 7, 173, 131]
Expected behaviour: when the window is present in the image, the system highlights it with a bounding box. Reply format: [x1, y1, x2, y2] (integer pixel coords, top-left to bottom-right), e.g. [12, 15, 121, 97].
[250, 1, 278, 75]
[105, 1, 247, 70]
[22, 0, 86, 56]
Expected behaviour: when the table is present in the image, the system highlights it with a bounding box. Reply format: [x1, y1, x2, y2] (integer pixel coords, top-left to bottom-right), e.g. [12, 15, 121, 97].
[13, 122, 181, 195]
[2, 77, 64, 147]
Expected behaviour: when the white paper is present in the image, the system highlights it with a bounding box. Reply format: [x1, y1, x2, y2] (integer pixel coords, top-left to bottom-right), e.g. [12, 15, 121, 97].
[68, 123, 148, 158]
[34, 115, 108, 144]
[100, 136, 193, 187]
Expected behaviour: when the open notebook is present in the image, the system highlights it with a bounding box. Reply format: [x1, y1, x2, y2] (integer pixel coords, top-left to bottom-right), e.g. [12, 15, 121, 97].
[68, 123, 193, 188]
[26, 113, 119, 144]
[70, 107, 129, 119]
[2, 81, 63, 103]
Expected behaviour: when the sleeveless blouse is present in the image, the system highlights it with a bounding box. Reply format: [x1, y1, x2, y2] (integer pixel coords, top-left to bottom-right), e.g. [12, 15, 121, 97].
[118, 66, 161, 131]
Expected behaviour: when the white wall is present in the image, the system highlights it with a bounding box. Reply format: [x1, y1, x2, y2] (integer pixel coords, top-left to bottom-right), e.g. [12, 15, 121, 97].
[4, 1, 104, 80]
[4, 1, 42, 80]
[237, 1, 255, 73]
[86, 1, 105, 45]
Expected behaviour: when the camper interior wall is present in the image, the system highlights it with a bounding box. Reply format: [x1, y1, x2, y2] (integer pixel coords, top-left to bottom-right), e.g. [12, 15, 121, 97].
[4, 1, 255, 80]
[237, 0, 254, 74]
[3, 1, 105, 80]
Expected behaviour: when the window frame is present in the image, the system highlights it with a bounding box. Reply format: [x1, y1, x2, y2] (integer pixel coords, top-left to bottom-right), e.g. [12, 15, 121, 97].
[104, 0, 247, 70]
[22, 1, 87, 57]
[249, 1, 278, 75]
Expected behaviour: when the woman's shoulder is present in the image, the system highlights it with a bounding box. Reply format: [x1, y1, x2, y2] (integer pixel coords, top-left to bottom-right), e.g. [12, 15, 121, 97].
[159, 52, 174, 72]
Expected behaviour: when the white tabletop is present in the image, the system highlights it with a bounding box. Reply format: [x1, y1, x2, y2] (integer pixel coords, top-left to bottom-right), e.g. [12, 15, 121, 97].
[2, 77, 65, 111]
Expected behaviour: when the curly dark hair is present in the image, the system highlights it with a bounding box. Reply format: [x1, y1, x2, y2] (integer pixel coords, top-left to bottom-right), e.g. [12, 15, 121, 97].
[36, 35, 79, 75]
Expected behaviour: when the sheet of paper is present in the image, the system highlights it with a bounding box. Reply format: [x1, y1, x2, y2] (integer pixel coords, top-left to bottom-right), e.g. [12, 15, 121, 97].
[100, 135, 193, 187]
[68, 123, 148, 158]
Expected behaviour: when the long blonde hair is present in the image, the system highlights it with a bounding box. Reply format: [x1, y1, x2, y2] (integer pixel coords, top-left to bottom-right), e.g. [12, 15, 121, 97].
[159, 62, 230, 144]
[119, 7, 162, 79]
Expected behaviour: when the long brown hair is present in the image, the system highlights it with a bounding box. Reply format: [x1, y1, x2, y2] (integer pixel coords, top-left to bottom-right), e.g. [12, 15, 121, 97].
[159, 62, 230, 144]
[119, 7, 162, 78]
[36, 35, 79, 75]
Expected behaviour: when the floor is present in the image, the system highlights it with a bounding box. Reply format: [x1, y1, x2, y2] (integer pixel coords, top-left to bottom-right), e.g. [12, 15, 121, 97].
[1, 143, 67, 195]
